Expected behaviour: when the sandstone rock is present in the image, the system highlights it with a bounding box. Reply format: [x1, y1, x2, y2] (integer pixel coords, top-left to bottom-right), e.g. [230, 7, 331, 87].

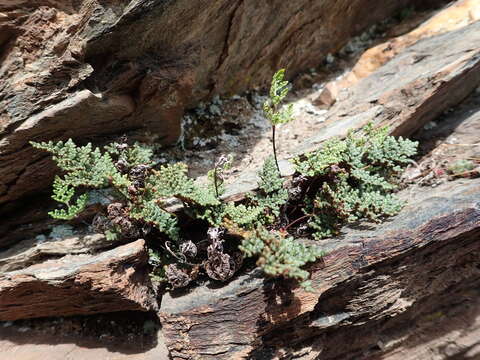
[0, 0, 443, 206]
[299, 21, 480, 154]
[314, 0, 480, 107]
[0, 239, 157, 321]
[159, 178, 480, 359]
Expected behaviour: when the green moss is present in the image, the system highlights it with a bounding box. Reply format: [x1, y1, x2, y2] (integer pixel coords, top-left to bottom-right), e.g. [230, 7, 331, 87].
[448, 159, 475, 175]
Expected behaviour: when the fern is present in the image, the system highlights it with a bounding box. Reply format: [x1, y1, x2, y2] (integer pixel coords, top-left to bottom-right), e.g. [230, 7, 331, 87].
[32, 72, 418, 292]
[252, 156, 288, 224]
[31, 140, 131, 218]
[130, 200, 180, 241]
[293, 124, 418, 239]
[240, 226, 323, 290]
[263, 69, 294, 172]
[48, 176, 88, 220]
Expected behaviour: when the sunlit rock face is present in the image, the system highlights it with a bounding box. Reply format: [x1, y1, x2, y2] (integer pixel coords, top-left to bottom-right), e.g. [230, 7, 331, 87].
[0, 0, 430, 205]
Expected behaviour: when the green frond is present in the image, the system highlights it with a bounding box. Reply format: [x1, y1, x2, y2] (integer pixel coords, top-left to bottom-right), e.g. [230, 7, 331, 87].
[293, 122, 418, 239]
[240, 227, 324, 290]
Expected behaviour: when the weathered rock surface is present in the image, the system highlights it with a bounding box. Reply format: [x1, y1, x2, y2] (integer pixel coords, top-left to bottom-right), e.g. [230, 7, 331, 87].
[159, 178, 480, 359]
[300, 20, 480, 153]
[221, 21, 480, 200]
[0, 0, 444, 206]
[0, 328, 169, 360]
[0, 231, 111, 273]
[0, 239, 157, 321]
[376, 302, 480, 360]
[314, 0, 480, 107]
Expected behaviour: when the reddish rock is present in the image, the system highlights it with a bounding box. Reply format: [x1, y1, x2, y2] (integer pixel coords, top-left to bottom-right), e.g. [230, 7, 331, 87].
[0, 239, 157, 321]
[0, 0, 445, 206]
[159, 179, 480, 359]
[312, 82, 338, 108]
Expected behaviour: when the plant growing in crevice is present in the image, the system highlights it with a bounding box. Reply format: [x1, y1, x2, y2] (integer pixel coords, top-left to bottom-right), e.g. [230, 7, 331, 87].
[32, 71, 418, 292]
[208, 154, 233, 198]
[263, 69, 294, 172]
[240, 226, 324, 291]
[291, 123, 418, 239]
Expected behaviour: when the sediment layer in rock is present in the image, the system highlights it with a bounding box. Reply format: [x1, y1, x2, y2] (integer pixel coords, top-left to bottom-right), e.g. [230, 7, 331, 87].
[0, 239, 157, 321]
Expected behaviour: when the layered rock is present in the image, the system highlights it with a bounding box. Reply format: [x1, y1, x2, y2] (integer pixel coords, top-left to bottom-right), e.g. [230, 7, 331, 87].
[222, 21, 480, 200]
[0, 231, 111, 272]
[314, 0, 480, 107]
[0, 239, 157, 321]
[299, 20, 480, 154]
[159, 178, 480, 359]
[0, 0, 443, 206]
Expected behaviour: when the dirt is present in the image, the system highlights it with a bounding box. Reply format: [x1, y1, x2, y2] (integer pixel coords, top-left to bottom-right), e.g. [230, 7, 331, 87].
[0, 311, 168, 359]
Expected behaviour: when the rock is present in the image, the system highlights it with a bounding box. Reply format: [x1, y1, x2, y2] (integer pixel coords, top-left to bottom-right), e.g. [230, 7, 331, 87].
[0, 239, 157, 321]
[159, 179, 480, 359]
[313, 0, 480, 107]
[312, 82, 338, 108]
[376, 305, 480, 360]
[0, 232, 114, 273]
[0, 0, 444, 206]
[221, 22, 480, 204]
[0, 316, 170, 360]
[0, 90, 136, 206]
[300, 21, 480, 154]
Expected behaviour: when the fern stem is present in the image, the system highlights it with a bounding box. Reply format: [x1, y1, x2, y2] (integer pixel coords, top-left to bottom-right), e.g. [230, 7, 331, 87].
[284, 214, 313, 231]
[213, 166, 219, 198]
[272, 125, 280, 173]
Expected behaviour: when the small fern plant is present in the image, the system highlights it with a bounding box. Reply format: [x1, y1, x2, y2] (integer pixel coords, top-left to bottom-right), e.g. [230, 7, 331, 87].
[292, 123, 418, 239]
[31, 139, 131, 220]
[263, 69, 294, 172]
[30, 70, 419, 292]
[30, 139, 219, 242]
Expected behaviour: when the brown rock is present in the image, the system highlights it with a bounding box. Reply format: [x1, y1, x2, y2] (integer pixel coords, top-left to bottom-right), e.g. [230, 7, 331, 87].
[314, 0, 480, 107]
[0, 0, 444, 206]
[0, 326, 170, 360]
[0, 232, 113, 273]
[0, 239, 157, 321]
[0, 90, 136, 205]
[312, 82, 338, 108]
[159, 179, 480, 359]
[222, 22, 480, 203]
[299, 21, 480, 155]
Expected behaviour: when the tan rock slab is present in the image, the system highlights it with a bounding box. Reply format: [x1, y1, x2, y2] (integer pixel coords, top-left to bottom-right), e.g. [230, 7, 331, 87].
[314, 0, 480, 107]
